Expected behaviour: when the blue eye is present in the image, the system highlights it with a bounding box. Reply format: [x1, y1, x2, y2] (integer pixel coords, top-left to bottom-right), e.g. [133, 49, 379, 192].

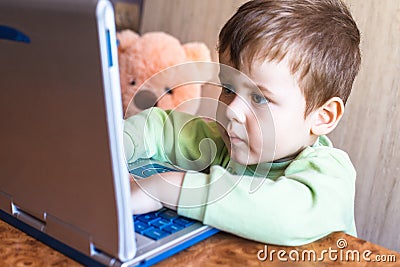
[251, 93, 269, 104]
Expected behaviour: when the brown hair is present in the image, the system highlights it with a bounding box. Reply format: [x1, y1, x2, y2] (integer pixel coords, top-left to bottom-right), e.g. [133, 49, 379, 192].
[218, 0, 361, 116]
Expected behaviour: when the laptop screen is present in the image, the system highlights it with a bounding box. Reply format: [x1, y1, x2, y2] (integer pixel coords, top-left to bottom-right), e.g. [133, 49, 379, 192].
[0, 0, 134, 261]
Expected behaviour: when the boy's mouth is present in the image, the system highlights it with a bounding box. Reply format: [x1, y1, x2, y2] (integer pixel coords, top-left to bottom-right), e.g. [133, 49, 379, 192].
[230, 137, 243, 144]
[228, 131, 246, 144]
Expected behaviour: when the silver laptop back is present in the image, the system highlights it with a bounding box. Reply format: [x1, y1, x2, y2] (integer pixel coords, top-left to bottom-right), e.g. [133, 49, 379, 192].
[0, 0, 135, 262]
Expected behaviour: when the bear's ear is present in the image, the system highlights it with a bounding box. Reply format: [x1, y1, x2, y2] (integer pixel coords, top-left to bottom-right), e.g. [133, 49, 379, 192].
[183, 42, 211, 62]
[116, 29, 140, 51]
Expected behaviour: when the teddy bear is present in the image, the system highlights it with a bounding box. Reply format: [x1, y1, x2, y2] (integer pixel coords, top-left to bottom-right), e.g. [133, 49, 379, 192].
[116, 30, 212, 118]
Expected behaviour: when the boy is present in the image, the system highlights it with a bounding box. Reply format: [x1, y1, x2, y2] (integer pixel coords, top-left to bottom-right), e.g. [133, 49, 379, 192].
[124, 0, 361, 246]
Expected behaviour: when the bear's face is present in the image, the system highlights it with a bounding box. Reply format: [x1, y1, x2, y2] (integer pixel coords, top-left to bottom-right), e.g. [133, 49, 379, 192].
[117, 30, 211, 118]
[124, 67, 202, 118]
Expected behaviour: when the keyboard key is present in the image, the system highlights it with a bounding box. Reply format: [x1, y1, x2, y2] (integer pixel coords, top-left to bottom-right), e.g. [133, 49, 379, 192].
[134, 221, 152, 234]
[174, 217, 194, 227]
[133, 208, 196, 240]
[150, 218, 171, 229]
[162, 224, 184, 233]
[137, 213, 158, 224]
[159, 210, 179, 221]
[143, 228, 169, 240]
[155, 208, 167, 216]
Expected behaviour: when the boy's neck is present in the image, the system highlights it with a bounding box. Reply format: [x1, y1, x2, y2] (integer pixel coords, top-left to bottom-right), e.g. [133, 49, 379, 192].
[272, 136, 320, 163]
[273, 154, 297, 163]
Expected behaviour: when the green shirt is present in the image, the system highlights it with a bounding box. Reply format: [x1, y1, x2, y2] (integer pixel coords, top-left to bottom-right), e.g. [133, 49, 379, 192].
[124, 107, 357, 246]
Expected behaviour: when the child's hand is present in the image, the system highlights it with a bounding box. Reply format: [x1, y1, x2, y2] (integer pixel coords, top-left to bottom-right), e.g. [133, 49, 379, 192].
[129, 171, 185, 215]
[130, 177, 163, 214]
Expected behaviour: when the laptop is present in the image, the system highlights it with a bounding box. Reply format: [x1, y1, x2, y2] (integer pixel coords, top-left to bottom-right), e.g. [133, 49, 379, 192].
[0, 0, 217, 266]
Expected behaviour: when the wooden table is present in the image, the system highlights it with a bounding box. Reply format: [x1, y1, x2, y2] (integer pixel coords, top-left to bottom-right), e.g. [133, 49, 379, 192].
[0, 219, 398, 266]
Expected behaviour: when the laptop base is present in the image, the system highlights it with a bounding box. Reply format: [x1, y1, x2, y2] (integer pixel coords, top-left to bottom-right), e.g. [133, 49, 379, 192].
[0, 210, 219, 267]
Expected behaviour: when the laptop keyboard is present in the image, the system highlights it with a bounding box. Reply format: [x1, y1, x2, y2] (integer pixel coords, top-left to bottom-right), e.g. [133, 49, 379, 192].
[133, 208, 195, 240]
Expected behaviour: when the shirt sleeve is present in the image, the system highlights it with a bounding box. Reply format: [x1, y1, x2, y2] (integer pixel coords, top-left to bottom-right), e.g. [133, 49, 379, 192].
[123, 107, 229, 171]
[177, 146, 357, 246]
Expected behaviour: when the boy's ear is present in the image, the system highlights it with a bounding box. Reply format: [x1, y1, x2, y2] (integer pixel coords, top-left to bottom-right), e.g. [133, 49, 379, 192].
[310, 97, 344, 136]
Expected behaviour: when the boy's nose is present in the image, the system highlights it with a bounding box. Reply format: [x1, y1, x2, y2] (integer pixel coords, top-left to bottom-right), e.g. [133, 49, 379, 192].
[225, 95, 248, 124]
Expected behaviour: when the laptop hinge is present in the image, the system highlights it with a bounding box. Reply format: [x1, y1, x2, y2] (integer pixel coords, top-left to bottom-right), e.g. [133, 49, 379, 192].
[0, 192, 46, 231]
[46, 215, 121, 267]
[0, 191, 13, 214]
[91, 245, 120, 267]
[46, 213, 92, 256]
[0, 193, 119, 267]
[13, 205, 46, 231]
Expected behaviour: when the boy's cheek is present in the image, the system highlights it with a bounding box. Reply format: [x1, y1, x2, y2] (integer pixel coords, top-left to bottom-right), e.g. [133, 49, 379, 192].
[214, 100, 227, 123]
[215, 105, 226, 123]
[216, 123, 230, 147]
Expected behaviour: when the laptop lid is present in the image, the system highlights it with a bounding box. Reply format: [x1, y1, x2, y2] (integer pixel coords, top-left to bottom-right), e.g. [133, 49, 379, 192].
[0, 0, 135, 262]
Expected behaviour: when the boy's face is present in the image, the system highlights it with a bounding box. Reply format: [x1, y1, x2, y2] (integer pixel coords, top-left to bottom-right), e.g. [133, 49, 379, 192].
[217, 53, 316, 164]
